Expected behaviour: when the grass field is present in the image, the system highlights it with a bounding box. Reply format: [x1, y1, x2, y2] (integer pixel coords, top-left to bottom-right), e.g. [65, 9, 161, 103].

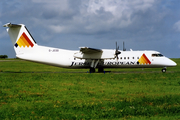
[0, 59, 180, 119]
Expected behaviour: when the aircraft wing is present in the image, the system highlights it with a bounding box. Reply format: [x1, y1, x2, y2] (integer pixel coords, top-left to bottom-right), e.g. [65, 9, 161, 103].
[80, 47, 102, 54]
[74, 47, 115, 59]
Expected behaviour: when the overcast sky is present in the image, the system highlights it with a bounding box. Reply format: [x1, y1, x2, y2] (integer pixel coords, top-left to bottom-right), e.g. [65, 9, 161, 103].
[0, 0, 180, 58]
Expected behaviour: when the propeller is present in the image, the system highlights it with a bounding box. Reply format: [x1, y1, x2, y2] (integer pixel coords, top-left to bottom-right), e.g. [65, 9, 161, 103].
[115, 42, 121, 59]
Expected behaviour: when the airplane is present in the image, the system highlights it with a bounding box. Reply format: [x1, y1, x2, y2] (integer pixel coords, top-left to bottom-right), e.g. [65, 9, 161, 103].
[3, 23, 177, 73]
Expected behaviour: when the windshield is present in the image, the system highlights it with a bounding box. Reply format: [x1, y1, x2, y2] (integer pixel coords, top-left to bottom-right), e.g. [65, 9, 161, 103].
[152, 54, 164, 57]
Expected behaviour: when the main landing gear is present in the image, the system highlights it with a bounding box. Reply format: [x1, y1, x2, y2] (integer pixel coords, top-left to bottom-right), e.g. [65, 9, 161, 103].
[89, 67, 95, 73]
[89, 67, 104, 73]
[89, 60, 102, 73]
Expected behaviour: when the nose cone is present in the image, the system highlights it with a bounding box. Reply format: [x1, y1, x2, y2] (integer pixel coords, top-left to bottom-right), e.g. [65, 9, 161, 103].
[167, 59, 177, 67]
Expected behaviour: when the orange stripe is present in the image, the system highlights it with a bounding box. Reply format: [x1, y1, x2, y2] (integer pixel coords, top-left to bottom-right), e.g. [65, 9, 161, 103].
[142, 54, 147, 64]
[22, 33, 34, 47]
[139, 56, 145, 64]
[143, 57, 149, 64]
[21, 35, 30, 47]
[141, 56, 147, 64]
[142, 54, 151, 64]
[19, 37, 26, 47]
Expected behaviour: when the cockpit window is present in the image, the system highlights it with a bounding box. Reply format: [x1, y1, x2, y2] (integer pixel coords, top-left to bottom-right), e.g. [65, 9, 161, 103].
[152, 54, 164, 57]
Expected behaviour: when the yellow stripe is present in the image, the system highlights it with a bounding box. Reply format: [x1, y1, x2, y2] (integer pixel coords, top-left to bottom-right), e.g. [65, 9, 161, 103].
[17, 39, 23, 47]
[19, 37, 26, 47]
[138, 58, 143, 64]
[141, 56, 147, 64]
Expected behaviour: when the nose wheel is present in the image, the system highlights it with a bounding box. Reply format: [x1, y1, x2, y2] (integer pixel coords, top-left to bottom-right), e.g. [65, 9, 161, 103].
[162, 68, 166, 73]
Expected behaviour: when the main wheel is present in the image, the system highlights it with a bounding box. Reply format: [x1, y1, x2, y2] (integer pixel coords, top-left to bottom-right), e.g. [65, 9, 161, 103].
[90, 67, 95, 73]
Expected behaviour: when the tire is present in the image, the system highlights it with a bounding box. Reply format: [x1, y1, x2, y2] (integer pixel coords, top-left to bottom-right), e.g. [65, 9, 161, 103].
[90, 68, 95, 73]
[162, 68, 166, 73]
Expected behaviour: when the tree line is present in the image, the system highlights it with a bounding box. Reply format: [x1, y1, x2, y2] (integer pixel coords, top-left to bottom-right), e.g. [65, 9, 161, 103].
[0, 55, 8, 59]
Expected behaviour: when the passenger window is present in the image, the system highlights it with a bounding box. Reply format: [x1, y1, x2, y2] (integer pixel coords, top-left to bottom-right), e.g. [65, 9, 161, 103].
[124, 57, 126, 59]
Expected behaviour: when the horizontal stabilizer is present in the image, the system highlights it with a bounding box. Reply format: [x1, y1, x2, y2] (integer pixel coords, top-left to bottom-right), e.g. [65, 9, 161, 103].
[3, 23, 22, 28]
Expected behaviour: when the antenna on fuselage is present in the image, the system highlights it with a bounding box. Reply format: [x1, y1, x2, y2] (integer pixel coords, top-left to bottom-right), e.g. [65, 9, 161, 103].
[123, 41, 126, 51]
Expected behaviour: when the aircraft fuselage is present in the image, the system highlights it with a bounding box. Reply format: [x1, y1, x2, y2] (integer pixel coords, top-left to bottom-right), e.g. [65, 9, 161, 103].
[16, 45, 176, 69]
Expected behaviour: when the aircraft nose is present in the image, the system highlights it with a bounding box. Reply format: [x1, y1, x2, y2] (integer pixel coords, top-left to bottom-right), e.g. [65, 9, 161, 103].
[168, 59, 177, 67]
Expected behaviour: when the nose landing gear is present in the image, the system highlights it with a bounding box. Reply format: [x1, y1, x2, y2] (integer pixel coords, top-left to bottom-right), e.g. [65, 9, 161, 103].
[162, 68, 166, 73]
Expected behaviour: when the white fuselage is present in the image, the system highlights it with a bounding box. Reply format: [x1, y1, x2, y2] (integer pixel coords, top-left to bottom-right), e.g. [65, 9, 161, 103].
[16, 45, 176, 69]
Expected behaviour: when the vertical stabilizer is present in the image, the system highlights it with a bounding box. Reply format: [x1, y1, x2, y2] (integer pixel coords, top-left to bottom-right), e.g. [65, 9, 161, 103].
[3, 23, 37, 55]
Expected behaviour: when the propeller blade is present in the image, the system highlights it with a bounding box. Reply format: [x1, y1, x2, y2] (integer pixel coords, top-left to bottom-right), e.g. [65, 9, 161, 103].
[116, 42, 118, 50]
[115, 42, 121, 59]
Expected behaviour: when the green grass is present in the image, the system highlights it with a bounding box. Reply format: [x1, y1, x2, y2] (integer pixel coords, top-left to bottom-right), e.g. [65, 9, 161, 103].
[0, 59, 180, 119]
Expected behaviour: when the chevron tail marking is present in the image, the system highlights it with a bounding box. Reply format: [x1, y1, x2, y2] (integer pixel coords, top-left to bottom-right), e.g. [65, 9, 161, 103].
[138, 54, 151, 65]
[15, 32, 34, 48]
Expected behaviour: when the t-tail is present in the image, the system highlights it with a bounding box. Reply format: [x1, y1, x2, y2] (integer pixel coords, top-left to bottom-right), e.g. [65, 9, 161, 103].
[3, 23, 37, 56]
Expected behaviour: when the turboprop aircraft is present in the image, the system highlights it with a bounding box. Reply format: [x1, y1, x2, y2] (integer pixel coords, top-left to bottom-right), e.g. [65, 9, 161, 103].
[3, 23, 177, 73]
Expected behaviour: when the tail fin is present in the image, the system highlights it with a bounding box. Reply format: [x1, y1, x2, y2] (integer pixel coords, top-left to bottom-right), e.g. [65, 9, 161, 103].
[3, 23, 37, 55]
